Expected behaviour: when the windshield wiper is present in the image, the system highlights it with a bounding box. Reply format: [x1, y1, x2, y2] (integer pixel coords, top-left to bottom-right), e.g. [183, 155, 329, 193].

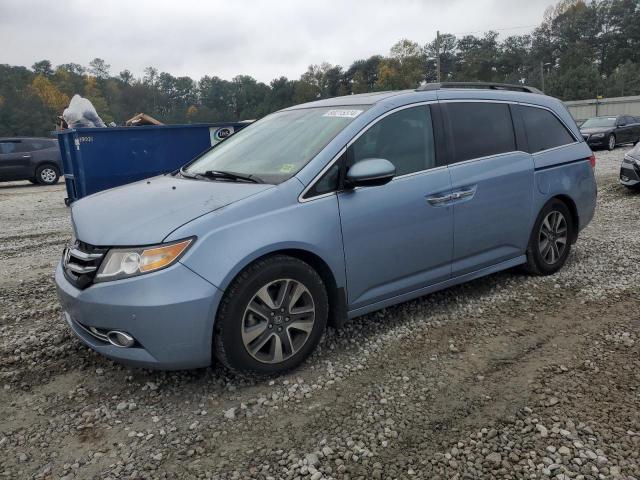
[200, 170, 263, 184]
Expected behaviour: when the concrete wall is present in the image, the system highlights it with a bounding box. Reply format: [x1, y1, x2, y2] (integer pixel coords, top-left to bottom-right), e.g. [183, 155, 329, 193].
[564, 95, 640, 120]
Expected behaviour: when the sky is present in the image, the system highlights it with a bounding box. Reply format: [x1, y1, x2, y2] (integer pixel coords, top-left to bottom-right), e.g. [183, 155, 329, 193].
[0, 0, 553, 83]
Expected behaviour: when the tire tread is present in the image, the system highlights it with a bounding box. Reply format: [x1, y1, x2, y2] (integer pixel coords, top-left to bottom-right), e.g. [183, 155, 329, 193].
[214, 255, 327, 376]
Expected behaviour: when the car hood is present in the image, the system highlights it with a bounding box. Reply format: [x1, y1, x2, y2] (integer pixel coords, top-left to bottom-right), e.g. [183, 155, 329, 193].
[71, 175, 273, 246]
[580, 127, 613, 135]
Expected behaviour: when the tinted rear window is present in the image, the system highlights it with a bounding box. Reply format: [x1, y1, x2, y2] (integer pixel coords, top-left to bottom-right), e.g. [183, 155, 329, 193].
[445, 103, 516, 163]
[519, 106, 575, 153]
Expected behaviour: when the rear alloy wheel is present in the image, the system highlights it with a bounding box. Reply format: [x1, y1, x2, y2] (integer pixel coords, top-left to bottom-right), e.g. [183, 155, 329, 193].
[36, 165, 59, 185]
[524, 199, 574, 275]
[214, 255, 328, 375]
[607, 134, 616, 151]
[538, 211, 568, 266]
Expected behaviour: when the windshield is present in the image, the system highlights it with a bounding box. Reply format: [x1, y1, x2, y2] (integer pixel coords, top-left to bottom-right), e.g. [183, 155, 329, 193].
[185, 106, 368, 183]
[581, 117, 617, 128]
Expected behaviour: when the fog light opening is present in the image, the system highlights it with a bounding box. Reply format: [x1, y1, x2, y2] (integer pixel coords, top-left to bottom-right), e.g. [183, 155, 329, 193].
[107, 330, 135, 348]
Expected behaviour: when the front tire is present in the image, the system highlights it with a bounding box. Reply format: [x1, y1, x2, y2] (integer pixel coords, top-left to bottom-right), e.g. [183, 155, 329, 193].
[524, 199, 574, 276]
[607, 134, 616, 151]
[36, 165, 59, 185]
[214, 255, 328, 376]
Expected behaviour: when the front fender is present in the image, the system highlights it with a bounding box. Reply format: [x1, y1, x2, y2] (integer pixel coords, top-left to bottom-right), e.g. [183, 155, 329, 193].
[170, 182, 346, 294]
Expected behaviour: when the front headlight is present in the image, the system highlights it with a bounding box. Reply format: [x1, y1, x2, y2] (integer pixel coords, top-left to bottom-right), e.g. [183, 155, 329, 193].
[624, 154, 640, 166]
[591, 133, 605, 138]
[95, 238, 194, 282]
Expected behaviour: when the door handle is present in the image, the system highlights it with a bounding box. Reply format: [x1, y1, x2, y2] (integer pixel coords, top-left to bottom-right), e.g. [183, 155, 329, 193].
[451, 189, 474, 200]
[426, 194, 452, 205]
[22, 154, 31, 158]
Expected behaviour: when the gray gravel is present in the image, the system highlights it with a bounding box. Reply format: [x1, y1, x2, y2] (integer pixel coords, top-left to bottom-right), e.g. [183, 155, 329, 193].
[0, 147, 639, 479]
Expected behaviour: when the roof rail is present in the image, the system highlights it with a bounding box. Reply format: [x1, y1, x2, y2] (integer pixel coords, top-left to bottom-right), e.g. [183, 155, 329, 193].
[416, 81, 543, 94]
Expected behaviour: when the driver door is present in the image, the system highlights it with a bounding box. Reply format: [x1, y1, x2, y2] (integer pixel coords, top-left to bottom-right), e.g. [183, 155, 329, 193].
[337, 105, 453, 311]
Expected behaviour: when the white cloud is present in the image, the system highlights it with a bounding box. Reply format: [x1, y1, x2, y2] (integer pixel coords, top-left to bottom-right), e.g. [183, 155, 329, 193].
[0, 0, 551, 83]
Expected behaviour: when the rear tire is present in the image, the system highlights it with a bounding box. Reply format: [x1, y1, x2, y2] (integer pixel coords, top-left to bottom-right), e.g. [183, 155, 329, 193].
[214, 255, 328, 376]
[36, 165, 59, 185]
[607, 134, 616, 151]
[524, 199, 574, 276]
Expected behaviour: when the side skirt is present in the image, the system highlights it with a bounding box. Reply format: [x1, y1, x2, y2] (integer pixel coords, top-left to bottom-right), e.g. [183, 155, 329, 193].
[346, 255, 526, 319]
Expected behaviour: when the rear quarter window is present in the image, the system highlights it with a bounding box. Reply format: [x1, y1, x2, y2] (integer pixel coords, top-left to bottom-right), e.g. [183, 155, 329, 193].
[518, 106, 575, 153]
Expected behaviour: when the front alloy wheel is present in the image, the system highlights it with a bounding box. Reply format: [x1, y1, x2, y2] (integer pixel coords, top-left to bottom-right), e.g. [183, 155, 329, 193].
[242, 279, 316, 364]
[214, 255, 328, 375]
[608, 134, 616, 151]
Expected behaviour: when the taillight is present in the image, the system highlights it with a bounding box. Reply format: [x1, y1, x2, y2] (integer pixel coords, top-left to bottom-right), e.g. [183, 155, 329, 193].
[589, 152, 596, 168]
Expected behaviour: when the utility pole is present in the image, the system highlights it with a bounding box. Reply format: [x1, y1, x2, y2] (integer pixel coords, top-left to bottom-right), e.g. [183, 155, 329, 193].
[436, 30, 442, 83]
[540, 61, 545, 93]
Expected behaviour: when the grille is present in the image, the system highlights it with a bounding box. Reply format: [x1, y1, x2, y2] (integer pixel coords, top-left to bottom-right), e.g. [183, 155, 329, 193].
[62, 241, 107, 289]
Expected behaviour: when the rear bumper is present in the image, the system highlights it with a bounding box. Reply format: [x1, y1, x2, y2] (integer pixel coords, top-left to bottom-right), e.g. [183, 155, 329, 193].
[55, 261, 222, 370]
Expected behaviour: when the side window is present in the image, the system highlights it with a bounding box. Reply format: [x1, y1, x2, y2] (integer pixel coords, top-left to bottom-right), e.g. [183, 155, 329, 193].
[0, 141, 24, 154]
[519, 106, 575, 153]
[28, 140, 44, 150]
[445, 102, 516, 163]
[348, 105, 436, 176]
[0, 142, 15, 154]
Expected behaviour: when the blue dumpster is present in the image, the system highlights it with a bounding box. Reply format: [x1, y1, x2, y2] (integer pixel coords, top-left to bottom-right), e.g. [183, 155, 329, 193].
[56, 123, 248, 204]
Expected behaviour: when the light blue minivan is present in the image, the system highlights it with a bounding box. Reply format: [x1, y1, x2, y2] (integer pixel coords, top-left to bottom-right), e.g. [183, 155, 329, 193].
[56, 82, 597, 375]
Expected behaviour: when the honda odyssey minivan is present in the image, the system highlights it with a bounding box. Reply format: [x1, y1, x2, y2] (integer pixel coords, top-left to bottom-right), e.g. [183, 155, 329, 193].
[56, 82, 597, 375]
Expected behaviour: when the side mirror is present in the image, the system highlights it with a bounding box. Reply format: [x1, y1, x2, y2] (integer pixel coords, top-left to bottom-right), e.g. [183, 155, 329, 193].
[618, 121, 627, 127]
[345, 158, 396, 188]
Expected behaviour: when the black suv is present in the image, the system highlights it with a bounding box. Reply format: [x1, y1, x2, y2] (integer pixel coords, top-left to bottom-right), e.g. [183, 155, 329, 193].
[0, 137, 62, 185]
[579, 115, 640, 151]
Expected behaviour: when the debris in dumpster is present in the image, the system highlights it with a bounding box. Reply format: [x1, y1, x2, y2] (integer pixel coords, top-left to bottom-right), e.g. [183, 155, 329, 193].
[126, 113, 164, 127]
[62, 94, 106, 128]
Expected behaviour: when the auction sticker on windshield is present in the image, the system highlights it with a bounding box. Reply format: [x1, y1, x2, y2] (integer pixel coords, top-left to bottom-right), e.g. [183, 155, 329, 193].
[323, 109, 363, 118]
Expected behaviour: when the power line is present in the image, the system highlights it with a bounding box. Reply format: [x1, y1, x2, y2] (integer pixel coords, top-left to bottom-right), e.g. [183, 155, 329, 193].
[452, 24, 538, 36]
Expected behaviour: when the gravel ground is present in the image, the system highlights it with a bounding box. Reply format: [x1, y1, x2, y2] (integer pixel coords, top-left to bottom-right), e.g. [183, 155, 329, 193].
[0, 148, 639, 480]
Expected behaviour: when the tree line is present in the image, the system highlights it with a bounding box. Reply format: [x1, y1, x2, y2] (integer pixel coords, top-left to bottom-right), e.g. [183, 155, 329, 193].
[1, 0, 639, 137]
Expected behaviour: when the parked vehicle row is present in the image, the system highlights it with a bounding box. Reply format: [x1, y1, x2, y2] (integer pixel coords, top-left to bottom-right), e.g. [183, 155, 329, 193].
[0, 137, 61, 185]
[55, 83, 597, 375]
[579, 115, 640, 151]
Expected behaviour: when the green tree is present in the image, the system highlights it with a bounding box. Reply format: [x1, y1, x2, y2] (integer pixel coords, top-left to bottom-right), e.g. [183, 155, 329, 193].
[32, 60, 53, 76]
[89, 58, 110, 79]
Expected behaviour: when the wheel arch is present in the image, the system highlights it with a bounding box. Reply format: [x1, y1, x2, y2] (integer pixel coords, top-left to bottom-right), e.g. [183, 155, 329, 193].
[217, 247, 348, 330]
[550, 194, 579, 244]
[35, 161, 60, 176]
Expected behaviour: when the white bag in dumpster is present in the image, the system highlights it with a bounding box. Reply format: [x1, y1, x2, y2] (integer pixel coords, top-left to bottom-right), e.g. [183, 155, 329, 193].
[62, 94, 106, 128]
